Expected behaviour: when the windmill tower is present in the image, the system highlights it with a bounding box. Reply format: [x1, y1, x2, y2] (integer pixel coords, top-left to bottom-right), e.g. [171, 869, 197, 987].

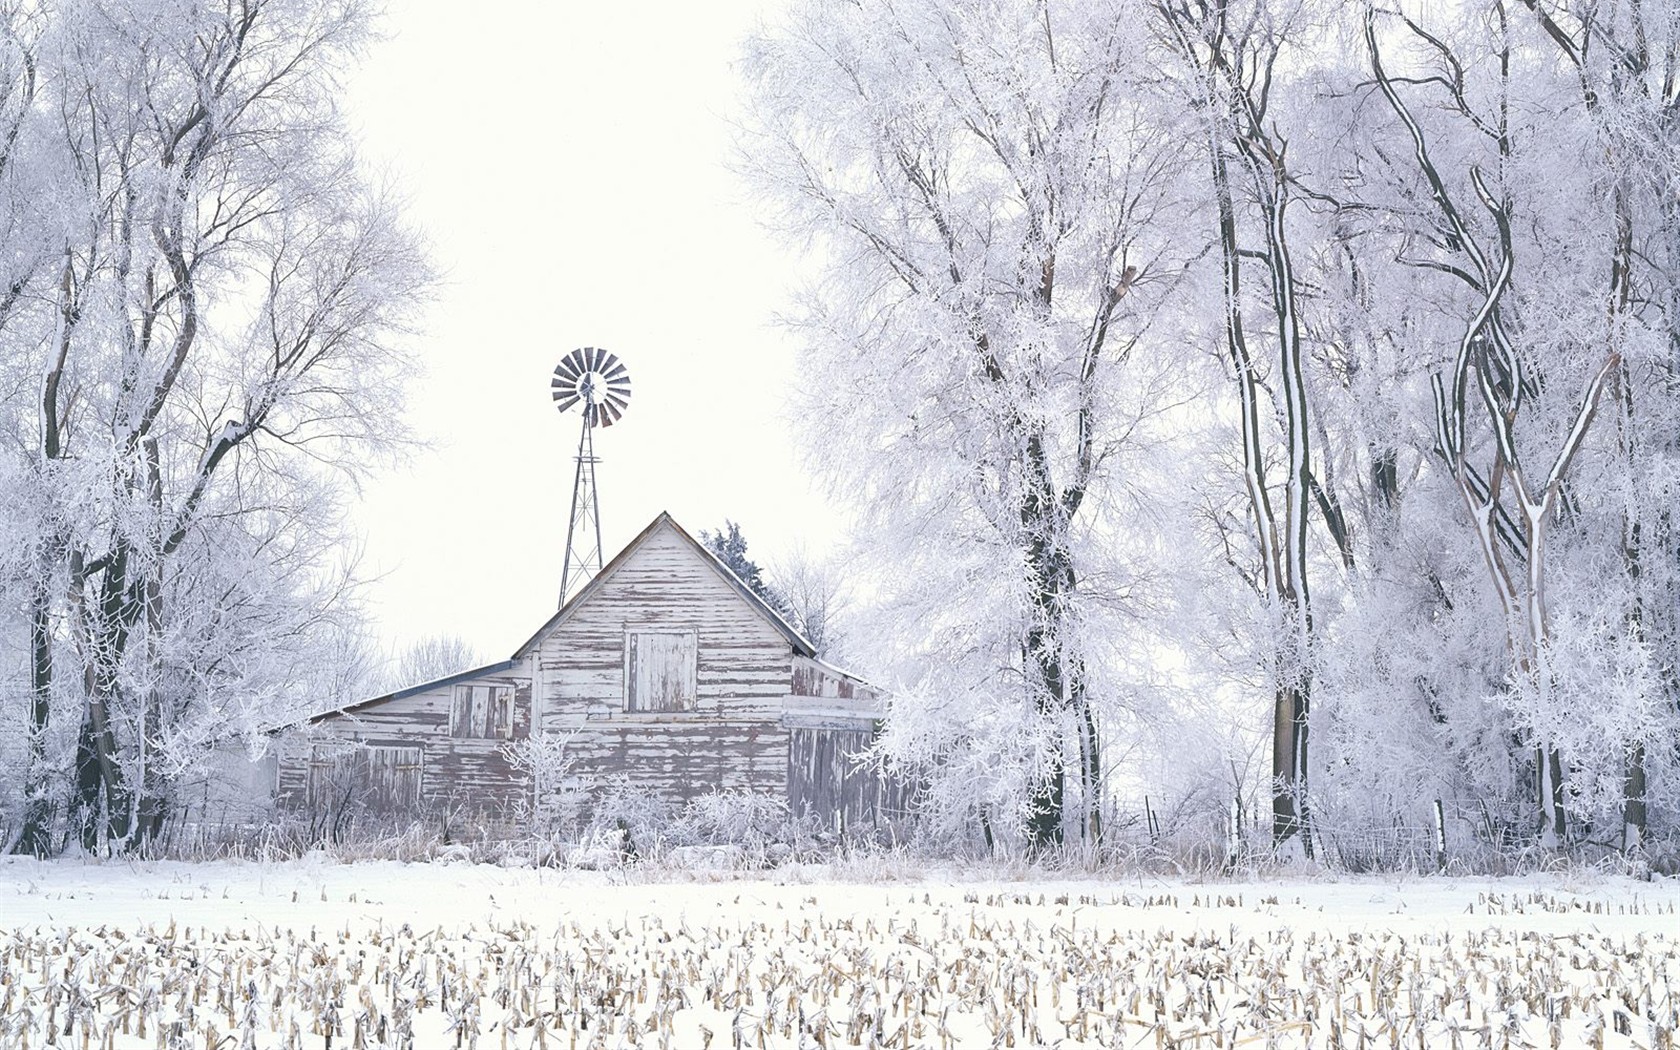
[552, 347, 631, 606]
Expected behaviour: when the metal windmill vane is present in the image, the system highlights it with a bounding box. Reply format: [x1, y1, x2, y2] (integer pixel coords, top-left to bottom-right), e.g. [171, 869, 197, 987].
[552, 347, 631, 605]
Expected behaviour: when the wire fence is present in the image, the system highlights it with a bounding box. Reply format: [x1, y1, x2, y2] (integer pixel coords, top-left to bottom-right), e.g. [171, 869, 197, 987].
[1080, 791, 1597, 874]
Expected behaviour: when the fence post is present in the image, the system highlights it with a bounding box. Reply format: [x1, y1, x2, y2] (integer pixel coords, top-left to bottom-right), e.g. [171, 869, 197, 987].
[1433, 800, 1448, 873]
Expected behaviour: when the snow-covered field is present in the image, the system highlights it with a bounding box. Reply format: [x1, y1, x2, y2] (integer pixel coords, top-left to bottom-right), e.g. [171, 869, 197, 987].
[2, 857, 1676, 1048]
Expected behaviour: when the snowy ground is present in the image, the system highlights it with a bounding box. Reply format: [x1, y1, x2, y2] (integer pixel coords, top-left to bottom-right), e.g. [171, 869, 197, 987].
[2, 857, 1676, 1048]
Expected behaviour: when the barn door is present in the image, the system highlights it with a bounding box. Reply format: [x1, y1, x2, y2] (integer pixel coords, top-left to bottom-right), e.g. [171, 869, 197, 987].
[788, 727, 877, 831]
[366, 746, 424, 811]
[306, 744, 422, 813]
[625, 629, 698, 712]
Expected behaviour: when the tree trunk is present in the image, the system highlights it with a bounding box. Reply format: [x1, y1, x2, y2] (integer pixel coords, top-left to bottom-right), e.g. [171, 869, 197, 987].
[1021, 433, 1091, 852]
[1073, 687, 1102, 844]
[73, 547, 140, 849]
[1170, 7, 1319, 852]
[1622, 743, 1646, 853]
[14, 581, 56, 856]
[1271, 680, 1305, 845]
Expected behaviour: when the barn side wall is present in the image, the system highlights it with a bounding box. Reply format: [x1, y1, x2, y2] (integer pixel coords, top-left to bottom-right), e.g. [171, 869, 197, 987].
[274, 669, 535, 819]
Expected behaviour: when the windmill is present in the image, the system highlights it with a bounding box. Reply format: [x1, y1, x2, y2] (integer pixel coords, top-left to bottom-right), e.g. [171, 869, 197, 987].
[552, 347, 631, 606]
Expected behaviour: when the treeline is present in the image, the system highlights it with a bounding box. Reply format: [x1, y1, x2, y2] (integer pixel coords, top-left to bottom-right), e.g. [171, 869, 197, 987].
[741, 0, 1680, 863]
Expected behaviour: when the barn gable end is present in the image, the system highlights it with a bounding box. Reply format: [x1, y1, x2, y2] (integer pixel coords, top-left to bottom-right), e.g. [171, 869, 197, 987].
[519, 514, 807, 803]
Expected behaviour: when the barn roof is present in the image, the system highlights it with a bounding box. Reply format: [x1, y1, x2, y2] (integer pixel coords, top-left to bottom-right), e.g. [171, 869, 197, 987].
[513, 511, 818, 660]
[304, 659, 518, 724]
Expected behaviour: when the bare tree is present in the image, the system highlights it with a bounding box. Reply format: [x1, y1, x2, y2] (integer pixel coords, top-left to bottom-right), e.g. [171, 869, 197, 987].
[770, 548, 853, 664]
[391, 635, 483, 693]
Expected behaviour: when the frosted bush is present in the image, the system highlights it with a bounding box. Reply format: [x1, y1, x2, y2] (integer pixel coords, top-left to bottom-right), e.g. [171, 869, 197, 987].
[672, 790, 816, 866]
[501, 733, 587, 844]
[585, 776, 677, 858]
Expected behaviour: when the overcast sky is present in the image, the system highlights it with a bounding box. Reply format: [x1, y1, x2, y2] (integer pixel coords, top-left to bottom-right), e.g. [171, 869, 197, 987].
[343, 0, 843, 662]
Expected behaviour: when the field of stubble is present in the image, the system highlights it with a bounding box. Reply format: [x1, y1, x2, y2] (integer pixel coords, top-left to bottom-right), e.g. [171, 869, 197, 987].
[2, 858, 1675, 1049]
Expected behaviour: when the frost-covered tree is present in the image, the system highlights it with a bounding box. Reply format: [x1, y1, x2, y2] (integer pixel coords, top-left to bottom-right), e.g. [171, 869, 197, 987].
[741, 0, 1680, 864]
[1508, 0, 1680, 858]
[744, 0, 1189, 851]
[1326, 0, 1680, 854]
[1153, 0, 1340, 853]
[0, 0, 429, 855]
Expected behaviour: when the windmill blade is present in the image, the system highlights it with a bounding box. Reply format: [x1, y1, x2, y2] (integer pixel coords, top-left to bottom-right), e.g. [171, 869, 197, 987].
[552, 347, 630, 423]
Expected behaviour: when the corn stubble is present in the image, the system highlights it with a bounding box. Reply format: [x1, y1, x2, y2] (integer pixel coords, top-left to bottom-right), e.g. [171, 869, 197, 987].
[1, 890, 1674, 1049]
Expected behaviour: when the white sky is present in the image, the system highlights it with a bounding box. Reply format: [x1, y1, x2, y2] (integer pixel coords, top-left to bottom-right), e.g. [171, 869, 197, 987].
[343, 0, 844, 661]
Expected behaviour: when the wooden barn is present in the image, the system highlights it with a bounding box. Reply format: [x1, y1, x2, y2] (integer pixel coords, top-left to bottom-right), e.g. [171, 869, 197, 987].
[273, 512, 901, 835]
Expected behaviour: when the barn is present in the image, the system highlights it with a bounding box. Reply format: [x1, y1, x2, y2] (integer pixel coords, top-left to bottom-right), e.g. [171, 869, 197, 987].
[273, 512, 900, 836]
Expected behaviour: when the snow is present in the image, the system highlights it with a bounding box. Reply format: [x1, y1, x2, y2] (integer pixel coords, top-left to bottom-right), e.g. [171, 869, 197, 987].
[3, 858, 1676, 1047]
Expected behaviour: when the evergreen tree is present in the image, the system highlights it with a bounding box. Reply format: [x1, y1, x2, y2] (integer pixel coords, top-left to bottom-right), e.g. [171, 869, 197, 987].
[700, 521, 791, 618]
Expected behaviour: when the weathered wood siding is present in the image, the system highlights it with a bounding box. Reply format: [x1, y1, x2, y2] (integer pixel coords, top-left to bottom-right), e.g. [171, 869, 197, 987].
[790, 655, 882, 705]
[787, 727, 918, 834]
[533, 524, 794, 807]
[788, 726, 872, 828]
[275, 669, 533, 817]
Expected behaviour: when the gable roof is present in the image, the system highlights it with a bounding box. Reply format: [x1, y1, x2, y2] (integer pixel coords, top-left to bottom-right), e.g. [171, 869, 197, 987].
[513, 511, 817, 660]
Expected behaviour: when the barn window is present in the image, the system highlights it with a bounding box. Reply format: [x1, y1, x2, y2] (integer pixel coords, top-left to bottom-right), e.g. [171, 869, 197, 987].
[625, 629, 698, 713]
[450, 684, 514, 739]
